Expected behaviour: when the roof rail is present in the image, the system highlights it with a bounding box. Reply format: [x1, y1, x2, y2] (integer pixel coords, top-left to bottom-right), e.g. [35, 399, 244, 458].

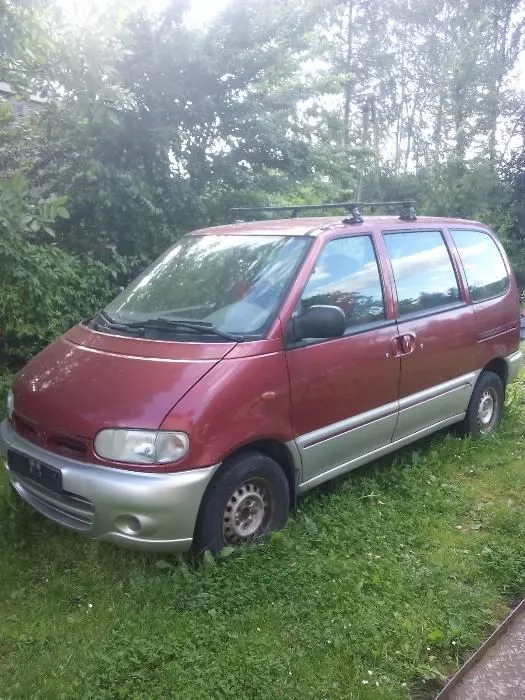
[230, 201, 417, 223]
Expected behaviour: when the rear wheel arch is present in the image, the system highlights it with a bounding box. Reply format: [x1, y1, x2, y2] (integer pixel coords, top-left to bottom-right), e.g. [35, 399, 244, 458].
[460, 369, 505, 438]
[483, 357, 508, 387]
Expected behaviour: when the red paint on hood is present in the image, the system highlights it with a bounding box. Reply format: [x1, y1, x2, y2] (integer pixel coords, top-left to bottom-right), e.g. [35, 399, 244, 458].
[13, 323, 234, 438]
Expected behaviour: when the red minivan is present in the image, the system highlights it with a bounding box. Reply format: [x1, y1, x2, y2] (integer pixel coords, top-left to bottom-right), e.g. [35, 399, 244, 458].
[1, 203, 522, 553]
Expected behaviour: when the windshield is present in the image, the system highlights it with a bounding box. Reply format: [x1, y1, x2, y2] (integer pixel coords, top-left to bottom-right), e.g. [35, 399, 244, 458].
[104, 234, 310, 336]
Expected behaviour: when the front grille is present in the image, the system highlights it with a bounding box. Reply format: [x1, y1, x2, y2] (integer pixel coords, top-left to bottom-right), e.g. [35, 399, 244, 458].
[13, 415, 41, 444]
[48, 434, 87, 457]
[12, 413, 89, 460]
[10, 474, 95, 531]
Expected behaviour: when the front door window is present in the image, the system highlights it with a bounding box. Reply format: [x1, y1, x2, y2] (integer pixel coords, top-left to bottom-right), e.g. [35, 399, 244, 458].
[299, 235, 385, 335]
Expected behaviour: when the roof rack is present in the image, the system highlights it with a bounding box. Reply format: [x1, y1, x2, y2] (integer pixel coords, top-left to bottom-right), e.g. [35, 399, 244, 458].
[230, 201, 417, 223]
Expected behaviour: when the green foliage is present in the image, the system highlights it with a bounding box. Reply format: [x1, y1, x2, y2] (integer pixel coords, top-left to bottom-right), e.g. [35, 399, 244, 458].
[0, 175, 115, 367]
[0, 0, 54, 90]
[0, 0, 325, 261]
[0, 242, 115, 366]
[1, 0, 525, 378]
[500, 151, 525, 290]
[0, 368, 14, 420]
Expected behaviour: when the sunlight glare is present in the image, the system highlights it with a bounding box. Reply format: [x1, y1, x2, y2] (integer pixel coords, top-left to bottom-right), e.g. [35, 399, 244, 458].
[55, 0, 229, 28]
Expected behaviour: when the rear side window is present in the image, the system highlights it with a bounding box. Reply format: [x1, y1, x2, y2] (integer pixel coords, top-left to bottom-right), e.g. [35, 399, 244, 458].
[384, 231, 460, 317]
[450, 229, 509, 302]
[300, 235, 385, 331]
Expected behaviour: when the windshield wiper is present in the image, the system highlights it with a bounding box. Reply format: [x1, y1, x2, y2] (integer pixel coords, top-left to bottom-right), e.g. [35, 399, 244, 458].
[94, 311, 244, 342]
[123, 317, 245, 342]
[93, 310, 144, 335]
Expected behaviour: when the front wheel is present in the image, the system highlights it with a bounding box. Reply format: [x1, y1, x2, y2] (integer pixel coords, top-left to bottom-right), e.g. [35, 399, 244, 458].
[193, 451, 290, 555]
[459, 370, 505, 438]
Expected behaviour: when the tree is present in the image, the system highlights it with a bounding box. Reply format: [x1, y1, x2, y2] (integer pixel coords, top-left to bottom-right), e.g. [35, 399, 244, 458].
[2, 0, 525, 380]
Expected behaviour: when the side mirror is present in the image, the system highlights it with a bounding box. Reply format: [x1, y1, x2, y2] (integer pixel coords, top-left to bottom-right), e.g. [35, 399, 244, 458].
[291, 305, 346, 342]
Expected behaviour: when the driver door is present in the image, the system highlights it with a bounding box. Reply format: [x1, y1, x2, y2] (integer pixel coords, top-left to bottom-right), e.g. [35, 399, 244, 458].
[285, 234, 400, 488]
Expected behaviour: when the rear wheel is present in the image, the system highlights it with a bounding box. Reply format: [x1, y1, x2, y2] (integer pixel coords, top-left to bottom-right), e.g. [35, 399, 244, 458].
[459, 370, 505, 438]
[193, 451, 290, 555]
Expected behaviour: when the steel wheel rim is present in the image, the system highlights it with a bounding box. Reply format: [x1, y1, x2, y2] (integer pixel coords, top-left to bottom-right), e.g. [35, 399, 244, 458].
[477, 388, 497, 433]
[222, 479, 272, 545]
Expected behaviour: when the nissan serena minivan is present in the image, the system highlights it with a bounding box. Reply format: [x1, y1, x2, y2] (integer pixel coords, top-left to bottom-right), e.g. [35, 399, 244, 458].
[1, 203, 522, 553]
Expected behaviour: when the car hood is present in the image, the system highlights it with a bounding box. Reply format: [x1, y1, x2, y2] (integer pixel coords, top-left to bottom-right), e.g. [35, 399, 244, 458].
[12, 324, 235, 438]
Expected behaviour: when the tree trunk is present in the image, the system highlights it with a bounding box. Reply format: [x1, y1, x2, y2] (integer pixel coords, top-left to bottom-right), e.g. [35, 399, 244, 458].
[433, 90, 444, 168]
[487, 6, 512, 164]
[355, 98, 369, 202]
[404, 105, 415, 174]
[394, 46, 406, 177]
[370, 95, 380, 198]
[342, 0, 354, 151]
[451, 65, 467, 169]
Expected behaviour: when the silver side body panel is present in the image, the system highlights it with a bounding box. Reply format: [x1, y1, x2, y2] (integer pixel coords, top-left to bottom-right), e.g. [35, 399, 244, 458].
[395, 373, 478, 440]
[294, 371, 481, 492]
[298, 414, 464, 493]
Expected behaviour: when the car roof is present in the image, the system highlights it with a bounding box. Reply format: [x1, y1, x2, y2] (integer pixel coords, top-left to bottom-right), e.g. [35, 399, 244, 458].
[190, 216, 488, 238]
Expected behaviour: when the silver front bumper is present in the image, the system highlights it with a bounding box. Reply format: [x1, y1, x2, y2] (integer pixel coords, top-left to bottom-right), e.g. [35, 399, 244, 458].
[0, 420, 218, 551]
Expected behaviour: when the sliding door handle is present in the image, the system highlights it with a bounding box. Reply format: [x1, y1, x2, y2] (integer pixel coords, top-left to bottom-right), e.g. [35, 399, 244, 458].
[400, 333, 416, 355]
[391, 334, 417, 357]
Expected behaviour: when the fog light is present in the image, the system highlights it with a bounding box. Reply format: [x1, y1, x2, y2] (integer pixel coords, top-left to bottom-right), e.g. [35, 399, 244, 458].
[115, 515, 142, 536]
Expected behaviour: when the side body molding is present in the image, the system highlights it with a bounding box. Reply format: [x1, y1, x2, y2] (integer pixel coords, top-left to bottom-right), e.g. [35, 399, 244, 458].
[289, 371, 480, 492]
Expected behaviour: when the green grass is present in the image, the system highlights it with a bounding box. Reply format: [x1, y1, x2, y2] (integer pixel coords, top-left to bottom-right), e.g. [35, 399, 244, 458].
[1, 372, 525, 699]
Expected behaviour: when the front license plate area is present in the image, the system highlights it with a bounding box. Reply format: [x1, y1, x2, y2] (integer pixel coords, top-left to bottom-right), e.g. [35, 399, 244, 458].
[7, 450, 63, 493]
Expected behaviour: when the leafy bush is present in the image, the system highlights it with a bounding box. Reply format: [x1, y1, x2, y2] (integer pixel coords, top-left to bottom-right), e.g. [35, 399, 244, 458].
[0, 368, 14, 420]
[0, 175, 117, 368]
[0, 243, 115, 366]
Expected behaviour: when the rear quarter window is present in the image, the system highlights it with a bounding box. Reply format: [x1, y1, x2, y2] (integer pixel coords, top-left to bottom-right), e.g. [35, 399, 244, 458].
[450, 229, 509, 302]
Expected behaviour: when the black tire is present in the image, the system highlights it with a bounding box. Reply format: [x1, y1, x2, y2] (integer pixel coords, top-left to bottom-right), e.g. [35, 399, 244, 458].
[193, 450, 290, 555]
[459, 370, 505, 438]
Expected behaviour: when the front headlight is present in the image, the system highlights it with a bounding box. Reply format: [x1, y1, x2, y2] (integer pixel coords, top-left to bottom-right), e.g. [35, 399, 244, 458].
[7, 389, 14, 421]
[94, 429, 189, 465]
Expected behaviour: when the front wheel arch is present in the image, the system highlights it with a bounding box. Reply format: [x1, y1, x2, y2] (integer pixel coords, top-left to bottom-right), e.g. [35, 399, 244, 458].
[192, 449, 290, 555]
[217, 439, 299, 509]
